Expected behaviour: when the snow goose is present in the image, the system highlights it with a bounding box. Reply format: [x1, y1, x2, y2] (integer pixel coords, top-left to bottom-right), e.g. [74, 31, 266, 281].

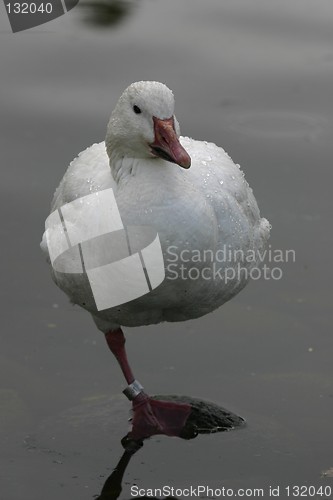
[41, 81, 270, 443]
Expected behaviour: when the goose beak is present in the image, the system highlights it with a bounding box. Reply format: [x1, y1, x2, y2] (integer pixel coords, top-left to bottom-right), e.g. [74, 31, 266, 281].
[150, 116, 191, 169]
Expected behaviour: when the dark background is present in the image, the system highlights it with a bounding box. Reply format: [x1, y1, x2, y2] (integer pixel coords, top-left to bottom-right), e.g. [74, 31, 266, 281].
[1, 1, 332, 498]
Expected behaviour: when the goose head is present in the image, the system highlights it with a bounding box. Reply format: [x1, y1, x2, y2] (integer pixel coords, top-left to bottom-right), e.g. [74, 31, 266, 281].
[106, 81, 191, 170]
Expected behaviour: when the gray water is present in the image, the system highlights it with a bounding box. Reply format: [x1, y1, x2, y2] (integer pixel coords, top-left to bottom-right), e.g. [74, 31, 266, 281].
[1, 1, 332, 498]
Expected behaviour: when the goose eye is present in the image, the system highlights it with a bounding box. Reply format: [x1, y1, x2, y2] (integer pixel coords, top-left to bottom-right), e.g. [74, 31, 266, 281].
[133, 105, 142, 114]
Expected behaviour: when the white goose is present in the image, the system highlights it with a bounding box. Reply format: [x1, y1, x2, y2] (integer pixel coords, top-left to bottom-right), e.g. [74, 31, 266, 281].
[41, 81, 270, 442]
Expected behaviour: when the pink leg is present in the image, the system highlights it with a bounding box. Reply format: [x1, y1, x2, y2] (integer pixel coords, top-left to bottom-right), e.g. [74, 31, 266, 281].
[105, 328, 192, 441]
[105, 328, 135, 385]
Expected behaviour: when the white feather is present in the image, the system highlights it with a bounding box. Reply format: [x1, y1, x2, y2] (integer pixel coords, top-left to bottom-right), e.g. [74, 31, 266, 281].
[41, 82, 270, 333]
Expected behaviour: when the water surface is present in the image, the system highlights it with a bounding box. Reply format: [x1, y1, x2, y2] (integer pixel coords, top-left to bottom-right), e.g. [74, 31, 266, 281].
[0, 1, 332, 498]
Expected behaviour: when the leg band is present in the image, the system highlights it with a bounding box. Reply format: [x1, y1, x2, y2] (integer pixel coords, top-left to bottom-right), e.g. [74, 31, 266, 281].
[123, 380, 144, 401]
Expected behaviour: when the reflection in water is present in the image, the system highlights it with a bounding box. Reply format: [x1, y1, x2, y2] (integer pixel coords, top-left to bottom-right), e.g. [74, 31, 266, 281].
[121, 394, 245, 447]
[26, 395, 244, 499]
[96, 447, 139, 500]
[97, 445, 181, 500]
[96, 445, 179, 500]
[80, 0, 137, 27]
[95, 396, 245, 499]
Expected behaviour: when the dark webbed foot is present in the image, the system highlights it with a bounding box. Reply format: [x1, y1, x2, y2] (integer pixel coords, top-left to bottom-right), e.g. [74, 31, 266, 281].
[127, 392, 192, 441]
